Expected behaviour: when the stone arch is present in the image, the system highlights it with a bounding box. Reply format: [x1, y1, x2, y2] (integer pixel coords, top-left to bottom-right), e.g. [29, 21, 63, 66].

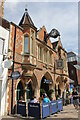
[31, 73, 39, 99]
[40, 71, 54, 99]
[55, 76, 64, 98]
[40, 71, 53, 86]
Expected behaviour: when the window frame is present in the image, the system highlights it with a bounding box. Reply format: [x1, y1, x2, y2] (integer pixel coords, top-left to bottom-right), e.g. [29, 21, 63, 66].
[24, 35, 29, 54]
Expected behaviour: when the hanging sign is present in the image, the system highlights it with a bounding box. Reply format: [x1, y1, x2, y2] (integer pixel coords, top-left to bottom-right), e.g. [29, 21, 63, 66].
[11, 71, 21, 80]
[2, 59, 13, 68]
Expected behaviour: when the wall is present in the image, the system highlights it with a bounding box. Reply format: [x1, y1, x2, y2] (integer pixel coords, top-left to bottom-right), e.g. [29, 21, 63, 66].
[0, 25, 9, 116]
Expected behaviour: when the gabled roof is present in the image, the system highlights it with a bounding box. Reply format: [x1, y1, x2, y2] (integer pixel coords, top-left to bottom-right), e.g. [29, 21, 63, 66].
[0, 16, 10, 29]
[52, 40, 59, 50]
[19, 8, 36, 29]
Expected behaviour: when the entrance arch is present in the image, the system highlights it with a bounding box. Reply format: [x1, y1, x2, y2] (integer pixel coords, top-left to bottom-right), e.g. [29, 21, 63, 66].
[17, 81, 24, 101]
[40, 72, 53, 98]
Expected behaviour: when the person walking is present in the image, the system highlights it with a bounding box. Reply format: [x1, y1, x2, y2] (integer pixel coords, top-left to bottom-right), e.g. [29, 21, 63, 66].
[72, 87, 79, 110]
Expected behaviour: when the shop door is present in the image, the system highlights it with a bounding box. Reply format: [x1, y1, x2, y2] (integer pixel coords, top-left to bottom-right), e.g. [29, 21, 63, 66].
[40, 76, 49, 96]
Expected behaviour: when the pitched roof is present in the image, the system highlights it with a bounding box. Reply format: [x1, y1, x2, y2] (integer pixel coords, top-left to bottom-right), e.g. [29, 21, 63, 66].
[52, 41, 59, 50]
[19, 8, 36, 28]
[0, 16, 10, 29]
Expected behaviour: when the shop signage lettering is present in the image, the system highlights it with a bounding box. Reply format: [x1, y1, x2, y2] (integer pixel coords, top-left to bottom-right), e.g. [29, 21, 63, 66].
[30, 105, 39, 108]
[43, 104, 49, 108]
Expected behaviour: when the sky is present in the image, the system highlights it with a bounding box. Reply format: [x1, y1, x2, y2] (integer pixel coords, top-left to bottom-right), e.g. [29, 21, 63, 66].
[4, 1, 78, 54]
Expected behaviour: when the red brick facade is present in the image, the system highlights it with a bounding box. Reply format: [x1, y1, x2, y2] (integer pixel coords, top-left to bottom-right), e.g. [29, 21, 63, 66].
[7, 10, 69, 114]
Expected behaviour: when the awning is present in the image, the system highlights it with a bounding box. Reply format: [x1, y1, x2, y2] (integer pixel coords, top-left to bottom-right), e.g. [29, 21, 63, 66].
[43, 79, 52, 84]
[74, 64, 80, 70]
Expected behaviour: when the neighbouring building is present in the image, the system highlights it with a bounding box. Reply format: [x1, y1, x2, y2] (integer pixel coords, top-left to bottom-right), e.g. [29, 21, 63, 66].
[6, 9, 69, 114]
[0, 16, 10, 116]
[67, 52, 78, 87]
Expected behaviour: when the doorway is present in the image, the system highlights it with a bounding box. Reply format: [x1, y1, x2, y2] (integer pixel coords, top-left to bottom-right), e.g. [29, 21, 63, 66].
[40, 76, 49, 96]
[17, 81, 24, 101]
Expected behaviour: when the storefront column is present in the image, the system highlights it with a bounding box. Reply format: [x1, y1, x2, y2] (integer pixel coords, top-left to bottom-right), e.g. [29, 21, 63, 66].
[56, 84, 59, 99]
[24, 84, 27, 102]
[34, 87, 40, 99]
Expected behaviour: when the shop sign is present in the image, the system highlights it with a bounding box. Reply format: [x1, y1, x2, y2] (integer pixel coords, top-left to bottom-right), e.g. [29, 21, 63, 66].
[11, 71, 21, 80]
[56, 59, 64, 69]
[43, 79, 52, 84]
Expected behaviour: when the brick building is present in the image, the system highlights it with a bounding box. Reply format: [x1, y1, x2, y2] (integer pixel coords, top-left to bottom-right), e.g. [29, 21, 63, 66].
[7, 9, 69, 114]
[67, 52, 78, 87]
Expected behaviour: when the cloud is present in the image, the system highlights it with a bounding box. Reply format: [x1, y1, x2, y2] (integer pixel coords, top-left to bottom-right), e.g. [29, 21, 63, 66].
[4, 2, 78, 53]
[6, 0, 79, 2]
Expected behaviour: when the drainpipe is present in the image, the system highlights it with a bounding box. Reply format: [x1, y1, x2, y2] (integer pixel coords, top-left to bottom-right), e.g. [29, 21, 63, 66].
[11, 26, 16, 114]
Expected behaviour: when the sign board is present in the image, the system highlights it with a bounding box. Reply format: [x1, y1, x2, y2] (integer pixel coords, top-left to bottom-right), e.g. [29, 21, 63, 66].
[17, 102, 26, 116]
[51, 100, 57, 114]
[28, 103, 40, 118]
[2, 59, 13, 68]
[11, 71, 21, 80]
[58, 99, 63, 111]
[42, 103, 50, 118]
[56, 59, 64, 69]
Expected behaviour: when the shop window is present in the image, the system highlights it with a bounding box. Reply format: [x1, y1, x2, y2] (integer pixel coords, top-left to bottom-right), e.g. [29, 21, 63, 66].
[24, 36, 29, 53]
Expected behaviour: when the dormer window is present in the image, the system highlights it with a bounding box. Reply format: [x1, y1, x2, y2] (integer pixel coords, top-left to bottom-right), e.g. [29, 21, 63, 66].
[24, 36, 29, 53]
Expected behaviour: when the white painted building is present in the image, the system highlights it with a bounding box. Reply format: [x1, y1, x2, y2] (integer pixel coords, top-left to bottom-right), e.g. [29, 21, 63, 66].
[0, 17, 9, 117]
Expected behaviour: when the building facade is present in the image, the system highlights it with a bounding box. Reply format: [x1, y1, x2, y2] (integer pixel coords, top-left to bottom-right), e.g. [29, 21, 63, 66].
[6, 9, 69, 114]
[0, 17, 10, 116]
[67, 52, 78, 87]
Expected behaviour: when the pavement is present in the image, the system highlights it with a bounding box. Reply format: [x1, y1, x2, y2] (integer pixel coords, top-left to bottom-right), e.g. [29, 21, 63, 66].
[1, 104, 80, 120]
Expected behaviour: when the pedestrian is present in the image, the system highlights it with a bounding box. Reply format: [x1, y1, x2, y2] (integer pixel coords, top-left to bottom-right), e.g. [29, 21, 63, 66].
[43, 93, 50, 103]
[72, 87, 79, 110]
[19, 96, 24, 102]
[30, 96, 38, 103]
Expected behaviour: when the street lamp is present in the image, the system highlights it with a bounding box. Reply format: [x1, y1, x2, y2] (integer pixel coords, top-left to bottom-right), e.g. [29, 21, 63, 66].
[44, 28, 60, 42]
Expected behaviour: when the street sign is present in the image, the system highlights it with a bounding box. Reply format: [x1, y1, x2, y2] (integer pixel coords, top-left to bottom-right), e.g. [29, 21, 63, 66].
[11, 71, 21, 80]
[2, 59, 13, 68]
